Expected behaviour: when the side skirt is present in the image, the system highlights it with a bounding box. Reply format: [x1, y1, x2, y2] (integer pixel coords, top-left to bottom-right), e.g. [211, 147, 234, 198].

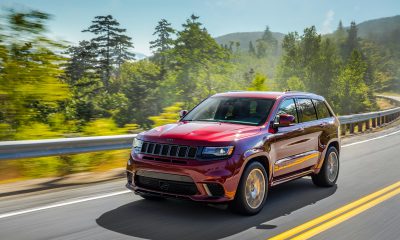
[270, 168, 314, 186]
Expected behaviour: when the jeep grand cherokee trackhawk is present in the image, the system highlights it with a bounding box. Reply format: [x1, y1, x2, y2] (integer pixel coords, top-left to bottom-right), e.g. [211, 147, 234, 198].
[126, 91, 340, 215]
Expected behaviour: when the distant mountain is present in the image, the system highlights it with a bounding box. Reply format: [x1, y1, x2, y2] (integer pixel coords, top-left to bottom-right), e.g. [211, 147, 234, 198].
[356, 15, 400, 39]
[215, 31, 285, 51]
[214, 15, 400, 52]
[134, 52, 148, 60]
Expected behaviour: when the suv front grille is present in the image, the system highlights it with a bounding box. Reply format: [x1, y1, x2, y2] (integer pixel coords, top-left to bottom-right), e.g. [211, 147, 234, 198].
[135, 175, 198, 195]
[141, 141, 198, 159]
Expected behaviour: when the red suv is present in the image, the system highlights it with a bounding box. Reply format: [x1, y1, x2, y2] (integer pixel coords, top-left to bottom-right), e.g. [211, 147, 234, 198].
[126, 91, 340, 215]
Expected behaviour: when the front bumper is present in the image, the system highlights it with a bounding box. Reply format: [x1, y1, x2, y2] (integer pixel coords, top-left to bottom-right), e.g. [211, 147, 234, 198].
[126, 153, 241, 202]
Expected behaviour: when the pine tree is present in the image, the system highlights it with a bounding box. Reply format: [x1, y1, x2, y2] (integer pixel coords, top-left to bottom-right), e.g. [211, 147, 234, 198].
[256, 26, 278, 57]
[82, 15, 134, 88]
[343, 21, 359, 60]
[149, 19, 175, 79]
[65, 40, 98, 83]
[336, 20, 346, 40]
[235, 41, 240, 52]
[248, 41, 256, 55]
[173, 14, 231, 103]
[229, 41, 234, 52]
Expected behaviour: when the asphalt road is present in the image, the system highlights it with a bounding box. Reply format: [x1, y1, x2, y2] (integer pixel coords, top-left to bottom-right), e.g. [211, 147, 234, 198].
[0, 126, 399, 240]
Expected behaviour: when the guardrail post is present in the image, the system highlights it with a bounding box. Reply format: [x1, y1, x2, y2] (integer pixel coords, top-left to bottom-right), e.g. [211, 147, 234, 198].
[371, 118, 376, 128]
[365, 120, 370, 130]
[341, 124, 346, 136]
[357, 122, 363, 133]
[349, 123, 355, 134]
[377, 116, 381, 126]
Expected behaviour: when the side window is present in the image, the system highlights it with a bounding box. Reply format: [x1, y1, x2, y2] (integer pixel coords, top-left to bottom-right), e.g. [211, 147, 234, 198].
[313, 99, 332, 119]
[296, 98, 317, 122]
[276, 98, 298, 123]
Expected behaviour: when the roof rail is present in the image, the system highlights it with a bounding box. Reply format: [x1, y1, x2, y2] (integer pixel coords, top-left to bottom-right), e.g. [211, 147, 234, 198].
[285, 89, 316, 94]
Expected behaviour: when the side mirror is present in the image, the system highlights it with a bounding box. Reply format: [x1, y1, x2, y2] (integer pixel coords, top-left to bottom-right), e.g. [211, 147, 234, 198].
[274, 114, 295, 128]
[179, 110, 188, 118]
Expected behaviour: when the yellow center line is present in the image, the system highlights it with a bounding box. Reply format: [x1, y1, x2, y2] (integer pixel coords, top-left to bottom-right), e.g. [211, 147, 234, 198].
[291, 187, 400, 240]
[268, 181, 400, 240]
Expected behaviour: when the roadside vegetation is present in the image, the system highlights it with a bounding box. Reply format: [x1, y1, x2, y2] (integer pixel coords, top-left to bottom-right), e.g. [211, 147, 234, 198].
[0, 8, 399, 181]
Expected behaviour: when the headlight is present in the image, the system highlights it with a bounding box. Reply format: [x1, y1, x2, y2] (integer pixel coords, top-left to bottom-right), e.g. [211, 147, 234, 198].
[202, 146, 234, 158]
[132, 138, 143, 153]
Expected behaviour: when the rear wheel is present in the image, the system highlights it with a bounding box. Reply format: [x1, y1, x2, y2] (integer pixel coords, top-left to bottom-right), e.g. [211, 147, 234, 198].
[312, 146, 339, 187]
[230, 162, 268, 215]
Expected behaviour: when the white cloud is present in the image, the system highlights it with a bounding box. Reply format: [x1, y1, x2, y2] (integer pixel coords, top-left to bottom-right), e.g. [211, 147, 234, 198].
[321, 10, 335, 34]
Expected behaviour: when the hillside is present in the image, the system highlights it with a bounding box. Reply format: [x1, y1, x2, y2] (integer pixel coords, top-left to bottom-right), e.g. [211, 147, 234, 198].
[214, 15, 400, 52]
[357, 15, 400, 39]
[215, 31, 285, 51]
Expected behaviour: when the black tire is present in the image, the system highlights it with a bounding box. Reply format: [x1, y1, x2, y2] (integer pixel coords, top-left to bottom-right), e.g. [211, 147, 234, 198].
[312, 146, 339, 187]
[140, 194, 165, 201]
[229, 161, 268, 215]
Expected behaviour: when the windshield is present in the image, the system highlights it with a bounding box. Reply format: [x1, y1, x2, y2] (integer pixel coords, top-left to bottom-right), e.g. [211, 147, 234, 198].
[182, 97, 275, 126]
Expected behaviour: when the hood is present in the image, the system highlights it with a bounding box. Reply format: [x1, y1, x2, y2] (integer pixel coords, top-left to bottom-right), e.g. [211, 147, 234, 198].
[141, 121, 261, 143]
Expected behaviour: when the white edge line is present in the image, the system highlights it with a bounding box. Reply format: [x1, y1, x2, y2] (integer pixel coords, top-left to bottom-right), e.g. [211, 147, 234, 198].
[342, 129, 400, 148]
[0, 128, 399, 219]
[0, 190, 130, 219]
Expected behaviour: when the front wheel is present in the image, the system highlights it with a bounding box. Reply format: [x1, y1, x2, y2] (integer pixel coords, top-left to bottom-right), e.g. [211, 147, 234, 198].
[230, 162, 268, 215]
[312, 146, 339, 187]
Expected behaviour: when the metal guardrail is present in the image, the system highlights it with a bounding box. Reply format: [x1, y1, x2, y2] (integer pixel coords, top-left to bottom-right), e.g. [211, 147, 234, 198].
[1, 96, 400, 160]
[338, 107, 400, 135]
[0, 134, 137, 160]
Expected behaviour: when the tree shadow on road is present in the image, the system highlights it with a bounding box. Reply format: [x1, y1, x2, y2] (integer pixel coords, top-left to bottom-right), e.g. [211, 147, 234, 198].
[96, 178, 337, 240]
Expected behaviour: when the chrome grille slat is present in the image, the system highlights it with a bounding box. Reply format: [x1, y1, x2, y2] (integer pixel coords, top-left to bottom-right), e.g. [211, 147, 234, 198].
[140, 141, 197, 159]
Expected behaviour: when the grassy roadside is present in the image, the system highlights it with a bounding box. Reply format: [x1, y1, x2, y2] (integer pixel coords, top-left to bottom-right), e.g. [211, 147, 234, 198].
[0, 149, 130, 184]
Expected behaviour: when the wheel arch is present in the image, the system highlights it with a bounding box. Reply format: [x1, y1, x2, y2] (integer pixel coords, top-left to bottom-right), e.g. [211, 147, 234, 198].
[241, 152, 273, 185]
[315, 138, 340, 172]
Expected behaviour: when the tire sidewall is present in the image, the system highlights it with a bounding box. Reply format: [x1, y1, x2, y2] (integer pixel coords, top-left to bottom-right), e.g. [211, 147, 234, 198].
[235, 161, 268, 215]
[322, 147, 340, 186]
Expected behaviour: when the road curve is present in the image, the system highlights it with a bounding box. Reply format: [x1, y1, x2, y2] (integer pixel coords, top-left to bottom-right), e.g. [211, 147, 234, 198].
[0, 126, 400, 240]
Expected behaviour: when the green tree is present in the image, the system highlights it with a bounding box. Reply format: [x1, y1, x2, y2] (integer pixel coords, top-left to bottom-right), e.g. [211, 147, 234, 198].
[0, 9, 69, 137]
[342, 21, 359, 60]
[117, 60, 161, 127]
[256, 26, 278, 57]
[235, 41, 240, 52]
[82, 15, 134, 87]
[172, 14, 231, 105]
[149, 19, 175, 79]
[248, 41, 256, 55]
[148, 102, 183, 127]
[287, 76, 305, 91]
[247, 73, 269, 91]
[335, 20, 347, 41]
[333, 50, 371, 114]
[64, 40, 97, 84]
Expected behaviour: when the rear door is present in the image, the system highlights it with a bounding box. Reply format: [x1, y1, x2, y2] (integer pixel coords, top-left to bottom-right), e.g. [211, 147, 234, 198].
[312, 99, 336, 151]
[271, 97, 322, 177]
[294, 98, 321, 166]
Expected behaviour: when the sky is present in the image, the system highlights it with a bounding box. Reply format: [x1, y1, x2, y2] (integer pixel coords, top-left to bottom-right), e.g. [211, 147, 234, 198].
[1, 0, 399, 55]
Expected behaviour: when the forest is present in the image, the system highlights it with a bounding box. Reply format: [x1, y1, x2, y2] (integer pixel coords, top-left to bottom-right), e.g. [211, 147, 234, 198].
[0, 8, 399, 179]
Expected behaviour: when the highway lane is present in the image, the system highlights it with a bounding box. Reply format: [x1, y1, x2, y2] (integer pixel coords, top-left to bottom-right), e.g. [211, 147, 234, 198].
[0, 127, 399, 240]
